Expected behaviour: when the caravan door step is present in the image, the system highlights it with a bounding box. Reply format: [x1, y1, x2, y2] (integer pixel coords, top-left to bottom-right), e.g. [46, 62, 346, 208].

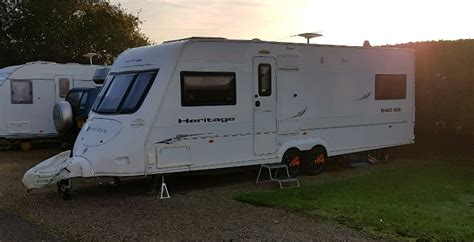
[256, 163, 300, 188]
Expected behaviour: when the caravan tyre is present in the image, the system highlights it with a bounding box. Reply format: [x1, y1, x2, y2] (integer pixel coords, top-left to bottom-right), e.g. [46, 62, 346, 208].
[307, 146, 327, 175]
[53, 101, 73, 133]
[281, 149, 302, 178]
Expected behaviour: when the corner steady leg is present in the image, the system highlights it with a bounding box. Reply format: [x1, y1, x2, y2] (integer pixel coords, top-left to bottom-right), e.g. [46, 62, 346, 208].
[160, 176, 170, 199]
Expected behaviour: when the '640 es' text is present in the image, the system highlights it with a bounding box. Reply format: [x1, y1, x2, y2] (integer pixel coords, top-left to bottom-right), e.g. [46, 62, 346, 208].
[381, 107, 401, 113]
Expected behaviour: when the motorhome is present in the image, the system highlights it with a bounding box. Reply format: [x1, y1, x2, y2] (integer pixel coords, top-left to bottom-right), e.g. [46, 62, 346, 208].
[23, 37, 415, 194]
[0, 62, 104, 144]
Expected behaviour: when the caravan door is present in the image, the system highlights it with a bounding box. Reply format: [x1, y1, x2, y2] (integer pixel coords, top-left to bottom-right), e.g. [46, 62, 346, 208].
[253, 57, 277, 155]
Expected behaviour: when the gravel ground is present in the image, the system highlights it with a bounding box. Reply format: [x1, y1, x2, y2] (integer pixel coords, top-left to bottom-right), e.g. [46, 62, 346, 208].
[0, 209, 62, 241]
[0, 148, 371, 240]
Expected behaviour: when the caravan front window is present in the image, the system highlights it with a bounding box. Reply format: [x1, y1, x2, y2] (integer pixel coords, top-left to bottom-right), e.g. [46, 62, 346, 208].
[92, 70, 158, 114]
[97, 74, 135, 113]
[120, 72, 156, 113]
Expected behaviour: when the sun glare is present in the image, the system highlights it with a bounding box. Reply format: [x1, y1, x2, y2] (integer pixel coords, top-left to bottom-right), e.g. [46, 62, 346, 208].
[115, 0, 474, 46]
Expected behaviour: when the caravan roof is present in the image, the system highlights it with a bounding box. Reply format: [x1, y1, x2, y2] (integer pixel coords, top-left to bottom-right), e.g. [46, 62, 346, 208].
[112, 37, 414, 73]
[0, 65, 22, 75]
[0, 62, 104, 82]
[161, 36, 414, 51]
[0, 65, 22, 86]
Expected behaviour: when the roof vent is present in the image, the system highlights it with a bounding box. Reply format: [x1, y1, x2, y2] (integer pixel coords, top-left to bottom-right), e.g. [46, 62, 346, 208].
[363, 40, 371, 48]
[93, 67, 110, 85]
[83, 53, 100, 65]
[26, 61, 56, 65]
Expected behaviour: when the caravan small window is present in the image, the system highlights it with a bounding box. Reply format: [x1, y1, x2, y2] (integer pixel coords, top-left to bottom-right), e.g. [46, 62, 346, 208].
[258, 64, 272, 96]
[59, 78, 70, 98]
[11, 80, 33, 104]
[375, 74, 407, 100]
[181, 72, 236, 107]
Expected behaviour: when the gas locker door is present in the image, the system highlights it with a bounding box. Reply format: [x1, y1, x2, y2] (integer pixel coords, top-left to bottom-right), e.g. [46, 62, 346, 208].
[253, 57, 277, 155]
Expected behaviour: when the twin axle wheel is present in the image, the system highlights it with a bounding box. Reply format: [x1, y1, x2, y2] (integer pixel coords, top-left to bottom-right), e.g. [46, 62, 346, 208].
[281, 147, 327, 177]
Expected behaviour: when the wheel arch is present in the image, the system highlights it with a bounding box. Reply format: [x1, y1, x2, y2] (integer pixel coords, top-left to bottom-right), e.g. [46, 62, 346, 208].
[311, 144, 328, 156]
[278, 138, 330, 158]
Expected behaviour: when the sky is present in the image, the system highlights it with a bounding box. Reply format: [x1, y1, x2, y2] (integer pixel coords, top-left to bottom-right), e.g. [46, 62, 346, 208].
[113, 0, 474, 46]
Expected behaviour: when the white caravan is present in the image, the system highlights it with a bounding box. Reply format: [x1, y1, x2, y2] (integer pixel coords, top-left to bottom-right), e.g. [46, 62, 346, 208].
[23, 37, 415, 192]
[0, 62, 104, 141]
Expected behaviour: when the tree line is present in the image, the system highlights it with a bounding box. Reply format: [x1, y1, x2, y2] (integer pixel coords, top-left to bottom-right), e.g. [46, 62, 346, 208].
[389, 40, 474, 141]
[0, 0, 149, 67]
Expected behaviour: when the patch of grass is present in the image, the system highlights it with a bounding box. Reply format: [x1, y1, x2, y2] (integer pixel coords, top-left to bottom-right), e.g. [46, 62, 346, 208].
[236, 159, 474, 240]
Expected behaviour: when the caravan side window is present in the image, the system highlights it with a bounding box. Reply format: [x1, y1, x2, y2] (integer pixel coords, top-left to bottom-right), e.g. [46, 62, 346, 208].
[375, 74, 407, 100]
[59, 78, 71, 98]
[181, 72, 236, 107]
[11, 80, 33, 104]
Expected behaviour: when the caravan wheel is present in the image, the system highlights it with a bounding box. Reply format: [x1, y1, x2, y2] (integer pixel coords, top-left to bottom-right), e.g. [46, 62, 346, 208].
[307, 146, 327, 175]
[281, 149, 302, 178]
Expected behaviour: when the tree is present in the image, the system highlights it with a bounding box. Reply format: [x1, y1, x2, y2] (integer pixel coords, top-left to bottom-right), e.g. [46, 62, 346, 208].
[0, 0, 150, 67]
[387, 40, 474, 141]
[0, 3, 19, 66]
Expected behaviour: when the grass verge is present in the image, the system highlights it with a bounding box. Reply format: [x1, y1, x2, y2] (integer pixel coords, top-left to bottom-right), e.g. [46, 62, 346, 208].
[236, 159, 474, 240]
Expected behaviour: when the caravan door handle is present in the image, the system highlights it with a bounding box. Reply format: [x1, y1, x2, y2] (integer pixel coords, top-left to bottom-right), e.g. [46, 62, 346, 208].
[255, 101, 261, 107]
[130, 119, 145, 128]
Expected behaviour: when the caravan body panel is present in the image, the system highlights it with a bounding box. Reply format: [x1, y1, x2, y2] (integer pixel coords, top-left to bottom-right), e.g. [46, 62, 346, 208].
[142, 40, 415, 176]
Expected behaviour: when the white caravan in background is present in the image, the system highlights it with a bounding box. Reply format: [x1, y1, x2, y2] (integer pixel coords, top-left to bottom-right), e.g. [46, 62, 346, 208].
[0, 62, 104, 143]
[23, 37, 415, 193]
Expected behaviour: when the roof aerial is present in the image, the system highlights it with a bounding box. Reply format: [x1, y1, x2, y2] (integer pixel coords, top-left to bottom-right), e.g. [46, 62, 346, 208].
[83, 53, 100, 65]
[292, 32, 323, 44]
